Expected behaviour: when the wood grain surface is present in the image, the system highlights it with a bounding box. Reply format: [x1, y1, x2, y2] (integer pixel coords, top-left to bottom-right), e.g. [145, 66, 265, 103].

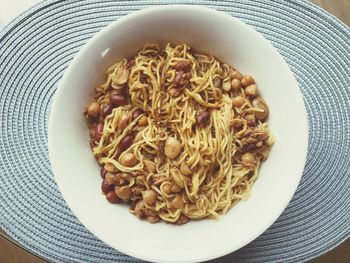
[1, 1, 349, 262]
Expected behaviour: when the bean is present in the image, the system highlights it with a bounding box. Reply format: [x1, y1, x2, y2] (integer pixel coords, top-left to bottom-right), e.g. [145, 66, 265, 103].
[174, 61, 191, 72]
[171, 184, 182, 193]
[120, 152, 137, 167]
[213, 77, 222, 87]
[245, 114, 256, 127]
[180, 163, 192, 176]
[241, 152, 255, 167]
[231, 79, 242, 91]
[196, 111, 210, 126]
[138, 116, 148, 126]
[95, 122, 104, 141]
[245, 84, 258, 98]
[183, 72, 192, 80]
[132, 108, 144, 120]
[252, 97, 269, 121]
[241, 75, 255, 87]
[223, 81, 231, 92]
[106, 190, 120, 203]
[115, 174, 127, 186]
[134, 200, 145, 218]
[164, 137, 181, 159]
[146, 215, 160, 224]
[101, 179, 113, 193]
[87, 102, 100, 117]
[115, 66, 129, 85]
[101, 104, 113, 118]
[177, 214, 189, 225]
[169, 88, 179, 96]
[231, 70, 243, 80]
[174, 71, 191, 87]
[109, 94, 128, 107]
[232, 96, 245, 108]
[119, 134, 134, 152]
[142, 189, 157, 205]
[115, 185, 131, 200]
[126, 59, 135, 69]
[105, 172, 117, 185]
[100, 166, 107, 179]
[118, 114, 130, 130]
[163, 183, 172, 195]
[170, 195, 183, 209]
[144, 162, 156, 173]
[256, 129, 269, 140]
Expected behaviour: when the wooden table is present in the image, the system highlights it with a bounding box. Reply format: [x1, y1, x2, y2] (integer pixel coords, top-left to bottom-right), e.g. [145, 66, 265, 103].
[1, 1, 349, 262]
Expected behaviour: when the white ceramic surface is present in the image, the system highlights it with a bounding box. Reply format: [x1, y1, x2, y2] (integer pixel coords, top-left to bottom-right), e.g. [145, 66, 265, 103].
[48, 6, 308, 263]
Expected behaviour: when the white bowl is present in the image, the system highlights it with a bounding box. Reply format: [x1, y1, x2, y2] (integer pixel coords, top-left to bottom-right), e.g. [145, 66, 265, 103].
[48, 5, 308, 263]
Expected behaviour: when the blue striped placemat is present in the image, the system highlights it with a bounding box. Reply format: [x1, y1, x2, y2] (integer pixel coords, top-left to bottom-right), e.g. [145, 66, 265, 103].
[0, 1, 349, 262]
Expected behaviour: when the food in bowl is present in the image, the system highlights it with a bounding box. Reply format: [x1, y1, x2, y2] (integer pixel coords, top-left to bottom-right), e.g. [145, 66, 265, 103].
[85, 43, 273, 224]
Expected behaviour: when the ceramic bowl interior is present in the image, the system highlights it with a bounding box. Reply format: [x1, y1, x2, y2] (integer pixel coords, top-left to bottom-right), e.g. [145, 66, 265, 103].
[49, 5, 308, 263]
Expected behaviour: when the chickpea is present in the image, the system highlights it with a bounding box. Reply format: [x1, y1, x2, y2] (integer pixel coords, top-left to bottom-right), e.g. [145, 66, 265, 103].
[245, 84, 258, 98]
[223, 81, 231, 92]
[241, 152, 255, 167]
[170, 195, 183, 209]
[241, 75, 255, 87]
[163, 183, 172, 195]
[180, 163, 192, 176]
[134, 200, 145, 218]
[115, 185, 131, 200]
[106, 190, 120, 203]
[87, 101, 100, 117]
[212, 77, 222, 87]
[144, 162, 156, 173]
[142, 189, 157, 205]
[256, 129, 269, 140]
[169, 88, 179, 97]
[138, 116, 148, 126]
[232, 96, 245, 108]
[231, 79, 242, 91]
[171, 184, 182, 193]
[118, 114, 130, 130]
[120, 152, 137, 167]
[115, 66, 129, 85]
[104, 163, 115, 173]
[245, 114, 256, 127]
[164, 137, 181, 159]
[231, 70, 243, 80]
[105, 172, 117, 185]
[252, 97, 269, 121]
[256, 141, 263, 147]
[114, 175, 127, 186]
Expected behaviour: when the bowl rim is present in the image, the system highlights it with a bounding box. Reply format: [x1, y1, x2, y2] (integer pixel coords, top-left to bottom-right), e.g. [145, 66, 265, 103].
[48, 5, 308, 263]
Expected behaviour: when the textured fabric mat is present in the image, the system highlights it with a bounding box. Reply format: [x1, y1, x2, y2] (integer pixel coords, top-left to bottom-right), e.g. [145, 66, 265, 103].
[0, 0, 349, 262]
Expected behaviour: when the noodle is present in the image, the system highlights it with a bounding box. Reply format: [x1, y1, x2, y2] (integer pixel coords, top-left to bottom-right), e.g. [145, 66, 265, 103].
[85, 43, 273, 224]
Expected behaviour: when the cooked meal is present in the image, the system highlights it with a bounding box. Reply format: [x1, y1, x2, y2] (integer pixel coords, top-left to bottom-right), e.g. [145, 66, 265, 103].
[85, 43, 273, 224]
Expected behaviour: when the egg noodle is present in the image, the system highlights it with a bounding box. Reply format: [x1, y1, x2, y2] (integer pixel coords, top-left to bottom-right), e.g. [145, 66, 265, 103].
[86, 43, 273, 224]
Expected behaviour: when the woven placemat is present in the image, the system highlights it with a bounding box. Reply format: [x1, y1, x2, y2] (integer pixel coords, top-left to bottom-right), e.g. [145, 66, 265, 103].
[0, 0, 349, 262]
